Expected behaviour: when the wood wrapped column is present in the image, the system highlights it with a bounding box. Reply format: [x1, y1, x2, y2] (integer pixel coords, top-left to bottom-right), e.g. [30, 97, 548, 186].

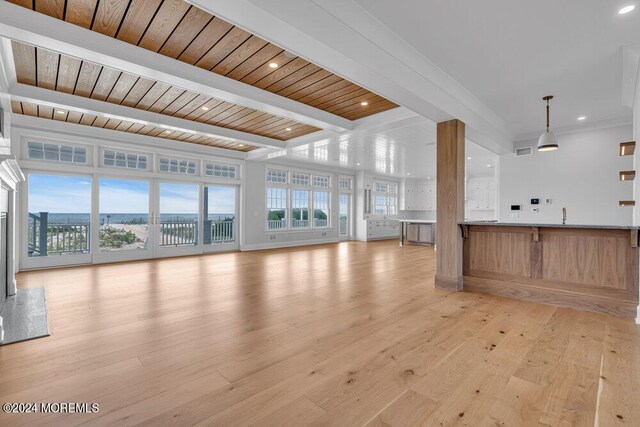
[435, 119, 465, 290]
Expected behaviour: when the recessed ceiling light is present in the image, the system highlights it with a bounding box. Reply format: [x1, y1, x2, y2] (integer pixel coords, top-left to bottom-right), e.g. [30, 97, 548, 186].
[56, 110, 66, 115]
[407, 172, 411, 175]
[467, 157, 472, 160]
[356, 162, 361, 166]
[618, 5, 635, 14]
[201, 106, 209, 111]
[285, 127, 292, 131]
[577, 116, 586, 121]
[427, 177, 431, 180]
[360, 101, 369, 106]
[487, 164, 494, 168]
[269, 62, 278, 68]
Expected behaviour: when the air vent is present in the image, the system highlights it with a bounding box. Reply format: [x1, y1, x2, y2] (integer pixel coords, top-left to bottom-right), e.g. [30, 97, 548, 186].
[515, 147, 533, 156]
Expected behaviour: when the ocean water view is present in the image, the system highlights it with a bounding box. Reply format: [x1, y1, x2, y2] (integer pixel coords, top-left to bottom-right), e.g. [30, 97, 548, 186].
[36, 213, 235, 224]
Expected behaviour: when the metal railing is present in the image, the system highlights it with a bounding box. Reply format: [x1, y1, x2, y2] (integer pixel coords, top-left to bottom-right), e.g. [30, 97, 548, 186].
[28, 212, 90, 256]
[267, 219, 287, 230]
[160, 221, 197, 246]
[207, 219, 235, 244]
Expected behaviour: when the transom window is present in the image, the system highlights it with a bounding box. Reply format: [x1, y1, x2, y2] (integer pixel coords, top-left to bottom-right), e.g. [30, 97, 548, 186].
[159, 157, 197, 175]
[103, 149, 148, 170]
[313, 175, 330, 188]
[266, 168, 288, 184]
[291, 172, 310, 186]
[339, 177, 352, 191]
[205, 162, 238, 179]
[28, 141, 87, 164]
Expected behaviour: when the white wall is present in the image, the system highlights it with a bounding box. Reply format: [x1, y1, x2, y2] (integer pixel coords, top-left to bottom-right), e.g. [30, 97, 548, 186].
[499, 125, 633, 225]
[241, 160, 340, 250]
[466, 175, 497, 221]
[634, 73, 640, 226]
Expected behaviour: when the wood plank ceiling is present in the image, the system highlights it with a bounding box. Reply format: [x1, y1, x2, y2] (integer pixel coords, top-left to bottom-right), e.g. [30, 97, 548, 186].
[7, 0, 398, 121]
[11, 41, 319, 145]
[10, 99, 257, 151]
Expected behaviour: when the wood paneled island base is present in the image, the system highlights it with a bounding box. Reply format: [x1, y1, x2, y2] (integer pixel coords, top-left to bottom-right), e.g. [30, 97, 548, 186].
[460, 223, 640, 319]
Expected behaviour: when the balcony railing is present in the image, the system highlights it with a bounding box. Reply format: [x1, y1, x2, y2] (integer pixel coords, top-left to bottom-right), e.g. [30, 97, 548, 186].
[314, 219, 328, 228]
[160, 221, 197, 246]
[267, 219, 287, 230]
[28, 212, 90, 256]
[206, 219, 235, 244]
[339, 215, 348, 235]
[291, 219, 309, 228]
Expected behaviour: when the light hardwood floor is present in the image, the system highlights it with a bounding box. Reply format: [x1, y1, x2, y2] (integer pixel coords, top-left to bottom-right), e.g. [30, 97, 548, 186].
[1, 240, 639, 426]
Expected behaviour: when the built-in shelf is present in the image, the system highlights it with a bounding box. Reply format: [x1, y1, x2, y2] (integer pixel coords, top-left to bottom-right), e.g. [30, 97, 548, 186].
[619, 200, 635, 207]
[619, 170, 636, 181]
[619, 141, 636, 156]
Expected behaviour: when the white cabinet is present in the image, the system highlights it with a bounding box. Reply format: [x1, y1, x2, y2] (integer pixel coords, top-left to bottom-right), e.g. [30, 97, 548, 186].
[366, 220, 400, 240]
[404, 179, 435, 210]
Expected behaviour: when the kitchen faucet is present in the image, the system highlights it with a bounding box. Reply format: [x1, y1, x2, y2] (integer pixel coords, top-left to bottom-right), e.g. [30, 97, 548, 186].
[562, 207, 567, 225]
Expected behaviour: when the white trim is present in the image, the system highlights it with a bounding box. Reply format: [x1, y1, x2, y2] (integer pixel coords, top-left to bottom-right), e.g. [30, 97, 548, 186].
[0, 2, 351, 133]
[514, 117, 634, 143]
[5, 83, 287, 149]
[240, 237, 339, 251]
[12, 114, 247, 161]
[189, 0, 514, 153]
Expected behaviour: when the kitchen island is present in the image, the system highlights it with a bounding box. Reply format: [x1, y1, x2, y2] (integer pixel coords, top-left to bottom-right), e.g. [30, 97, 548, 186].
[399, 219, 436, 246]
[459, 222, 639, 318]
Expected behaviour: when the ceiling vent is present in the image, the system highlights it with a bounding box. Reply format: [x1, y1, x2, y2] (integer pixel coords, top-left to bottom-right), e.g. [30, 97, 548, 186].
[515, 147, 533, 157]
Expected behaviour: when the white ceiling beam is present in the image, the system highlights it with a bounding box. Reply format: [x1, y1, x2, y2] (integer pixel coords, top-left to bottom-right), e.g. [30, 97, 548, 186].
[190, 0, 515, 154]
[5, 83, 288, 150]
[0, 1, 352, 133]
[11, 114, 248, 160]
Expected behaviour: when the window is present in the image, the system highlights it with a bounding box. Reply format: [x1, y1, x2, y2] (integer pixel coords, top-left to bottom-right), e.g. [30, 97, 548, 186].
[205, 162, 238, 179]
[313, 191, 330, 227]
[291, 172, 310, 186]
[159, 157, 197, 175]
[291, 189, 310, 228]
[267, 187, 287, 229]
[266, 168, 288, 184]
[28, 141, 87, 164]
[266, 167, 333, 230]
[339, 177, 352, 191]
[103, 150, 148, 170]
[313, 175, 330, 188]
[372, 180, 398, 215]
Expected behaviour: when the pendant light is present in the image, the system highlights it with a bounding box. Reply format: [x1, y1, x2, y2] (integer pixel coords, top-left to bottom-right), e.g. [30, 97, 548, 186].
[537, 95, 558, 151]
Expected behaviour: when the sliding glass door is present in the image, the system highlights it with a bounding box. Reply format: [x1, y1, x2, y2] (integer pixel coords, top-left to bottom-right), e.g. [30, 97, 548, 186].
[24, 174, 239, 268]
[24, 173, 92, 268]
[94, 178, 152, 263]
[203, 185, 238, 252]
[155, 181, 201, 257]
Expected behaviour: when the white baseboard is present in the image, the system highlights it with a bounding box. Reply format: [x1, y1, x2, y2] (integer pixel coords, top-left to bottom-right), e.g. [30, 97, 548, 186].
[240, 237, 340, 251]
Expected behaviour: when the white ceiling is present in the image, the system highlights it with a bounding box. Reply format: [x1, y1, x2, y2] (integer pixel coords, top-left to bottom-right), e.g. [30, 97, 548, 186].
[260, 115, 498, 179]
[352, 0, 639, 137]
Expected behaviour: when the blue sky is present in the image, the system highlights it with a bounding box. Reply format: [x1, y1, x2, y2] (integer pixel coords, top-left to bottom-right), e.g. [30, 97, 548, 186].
[29, 174, 236, 214]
